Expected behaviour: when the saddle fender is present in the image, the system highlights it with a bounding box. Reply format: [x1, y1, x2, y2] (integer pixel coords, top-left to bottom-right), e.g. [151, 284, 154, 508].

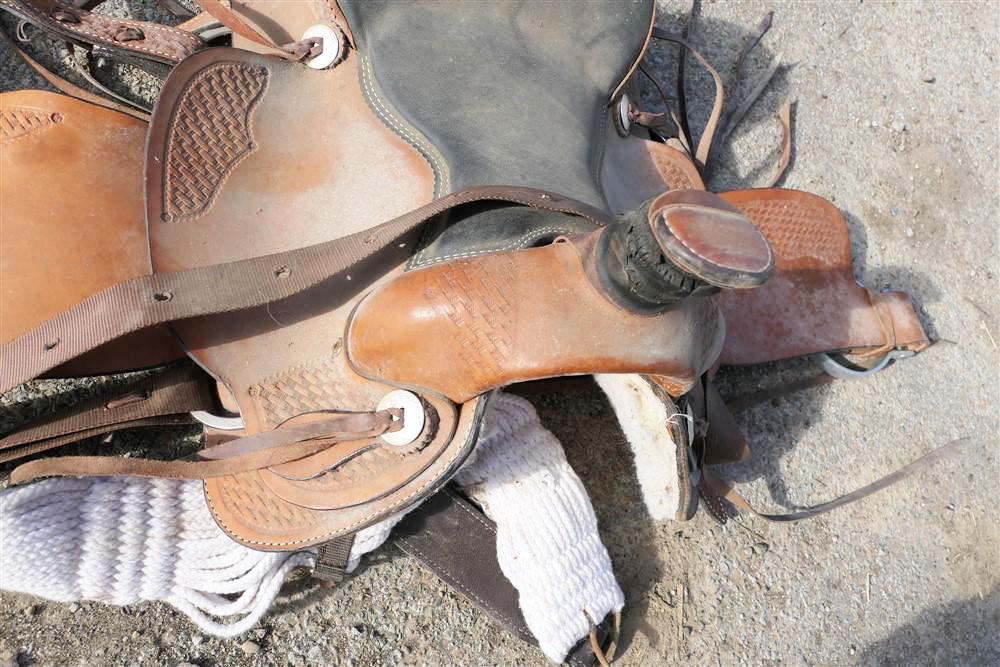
[346, 233, 725, 403]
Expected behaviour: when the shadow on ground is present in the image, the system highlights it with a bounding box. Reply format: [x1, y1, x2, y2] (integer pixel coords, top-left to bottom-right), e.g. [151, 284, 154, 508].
[858, 587, 1000, 666]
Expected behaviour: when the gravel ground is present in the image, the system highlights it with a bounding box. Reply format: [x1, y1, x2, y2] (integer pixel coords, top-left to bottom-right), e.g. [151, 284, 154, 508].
[1, 1, 998, 665]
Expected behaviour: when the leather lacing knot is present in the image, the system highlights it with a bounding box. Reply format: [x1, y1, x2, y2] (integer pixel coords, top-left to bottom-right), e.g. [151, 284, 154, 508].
[281, 37, 324, 62]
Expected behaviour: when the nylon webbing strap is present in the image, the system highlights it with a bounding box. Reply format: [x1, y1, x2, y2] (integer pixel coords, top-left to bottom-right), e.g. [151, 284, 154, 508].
[312, 534, 356, 583]
[0, 187, 608, 396]
[0, 363, 213, 464]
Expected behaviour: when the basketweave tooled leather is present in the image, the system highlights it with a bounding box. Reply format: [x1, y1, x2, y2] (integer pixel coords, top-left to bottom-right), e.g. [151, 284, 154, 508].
[0, 91, 182, 377]
[716, 189, 929, 365]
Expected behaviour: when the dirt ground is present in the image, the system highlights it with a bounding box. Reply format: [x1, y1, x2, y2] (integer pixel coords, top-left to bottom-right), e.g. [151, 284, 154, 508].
[1, 1, 997, 665]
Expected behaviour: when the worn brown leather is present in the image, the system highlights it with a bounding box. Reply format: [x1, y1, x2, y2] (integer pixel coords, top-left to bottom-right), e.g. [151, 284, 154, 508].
[648, 189, 774, 289]
[347, 235, 724, 403]
[0, 91, 182, 376]
[0, 0, 204, 65]
[10, 409, 396, 485]
[140, 44, 482, 548]
[600, 121, 705, 215]
[716, 189, 929, 365]
[0, 363, 211, 464]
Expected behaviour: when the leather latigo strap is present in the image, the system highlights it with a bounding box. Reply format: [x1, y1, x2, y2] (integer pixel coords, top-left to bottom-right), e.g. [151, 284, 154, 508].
[698, 438, 972, 524]
[0, 28, 150, 120]
[0, 187, 607, 396]
[0, 364, 212, 465]
[716, 189, 930, 365]
[0, 0, 204, 66]
[10, 410, 396, 484]
[394, 488, 534, 643]
[395, 487, 617, 667]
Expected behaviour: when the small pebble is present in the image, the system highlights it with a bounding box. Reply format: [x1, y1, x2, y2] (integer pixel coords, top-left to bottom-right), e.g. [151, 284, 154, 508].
[905, 227, 915, 238]
[891, 121, 906, 133]
[752, 542, 771, 556]
[920, 71, 936, 83]
[190, 634, 203, 646]
[67, 603, 80, 614]
[241, 641, 261, 655]
[22, 606, 37, 618]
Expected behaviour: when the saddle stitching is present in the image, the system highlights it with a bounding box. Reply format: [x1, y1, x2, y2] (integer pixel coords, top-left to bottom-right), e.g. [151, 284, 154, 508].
[203, 398, 480, 548]
[410, 194, 610, 270]
[357, 53, 458, 269]
[590, 101, 610, 203]
[411, 226, 578, 269]
[358, 54, 448, 195]
[0, 0, 202, 60]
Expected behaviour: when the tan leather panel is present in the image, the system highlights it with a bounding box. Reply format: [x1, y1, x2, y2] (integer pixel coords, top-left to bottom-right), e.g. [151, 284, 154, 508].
[147, 48, 435, 435]
[145, 48, 447, 546]
[347, 236, 724, 403]
[716, 189, 929, 365]
[204, 394, 481, 550]
[0, 91, 181, 376]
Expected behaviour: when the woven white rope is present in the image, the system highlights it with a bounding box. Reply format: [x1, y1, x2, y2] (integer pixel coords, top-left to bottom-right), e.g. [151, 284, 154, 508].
[454, 393, 625, 663]
[0, 476, 388, 637]
[0, 390, 625, 657]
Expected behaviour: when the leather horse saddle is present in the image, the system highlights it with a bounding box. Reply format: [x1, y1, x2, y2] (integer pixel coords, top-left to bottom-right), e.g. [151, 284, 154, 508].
[0, 0, 947, 659]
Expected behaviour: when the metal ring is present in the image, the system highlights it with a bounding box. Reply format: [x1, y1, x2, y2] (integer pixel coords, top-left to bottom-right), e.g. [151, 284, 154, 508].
[615, 92, 632, 136]
[815, 349, 915, 380]
[190, 410, 245, 431]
